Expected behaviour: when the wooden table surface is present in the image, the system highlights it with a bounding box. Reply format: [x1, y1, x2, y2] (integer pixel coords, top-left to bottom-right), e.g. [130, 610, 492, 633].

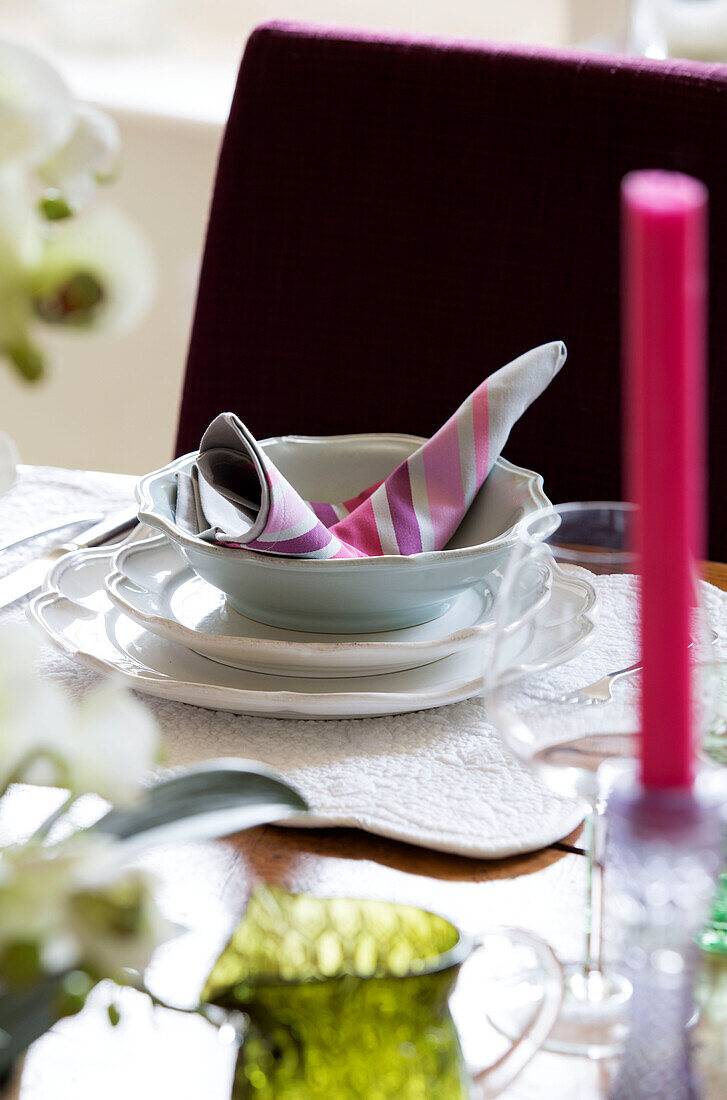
[15, 564, 727, 1099]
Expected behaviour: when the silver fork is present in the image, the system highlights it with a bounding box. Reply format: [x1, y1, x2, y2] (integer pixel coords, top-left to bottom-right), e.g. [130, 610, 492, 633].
[559, 661, 642, 706]
[561, 631, 719, 706]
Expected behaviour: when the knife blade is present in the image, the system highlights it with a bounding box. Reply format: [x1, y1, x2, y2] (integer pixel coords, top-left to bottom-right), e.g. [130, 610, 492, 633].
[0, 512, 103, 555]
[0, 506, 138, 610]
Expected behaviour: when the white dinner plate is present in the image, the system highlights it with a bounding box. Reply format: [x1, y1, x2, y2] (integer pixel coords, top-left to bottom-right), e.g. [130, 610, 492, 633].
[30, 545, 597, 720]
[105, 535, 509, 677]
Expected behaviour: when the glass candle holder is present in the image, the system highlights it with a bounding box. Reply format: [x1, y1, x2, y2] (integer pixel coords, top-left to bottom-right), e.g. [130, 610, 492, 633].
[606, 772, 724, 1099]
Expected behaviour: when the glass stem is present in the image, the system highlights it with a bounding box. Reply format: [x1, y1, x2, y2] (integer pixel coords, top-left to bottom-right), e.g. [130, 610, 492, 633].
[583, 798, 606, 985]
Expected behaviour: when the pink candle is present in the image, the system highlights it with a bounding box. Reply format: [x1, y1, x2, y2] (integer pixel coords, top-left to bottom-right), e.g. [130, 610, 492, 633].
[622, 170, 707, 791]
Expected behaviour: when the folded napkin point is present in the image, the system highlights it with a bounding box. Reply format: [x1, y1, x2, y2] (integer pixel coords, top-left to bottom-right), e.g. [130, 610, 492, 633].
[177, 342, 567, 560]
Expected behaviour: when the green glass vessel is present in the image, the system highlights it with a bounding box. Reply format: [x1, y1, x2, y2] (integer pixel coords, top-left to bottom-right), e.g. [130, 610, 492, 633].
[203, 888, 472, 1100]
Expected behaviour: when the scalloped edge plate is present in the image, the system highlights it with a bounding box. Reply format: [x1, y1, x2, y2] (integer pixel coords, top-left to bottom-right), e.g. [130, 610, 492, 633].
[29, 544, 597, 720]
[105, 535, 509, 677]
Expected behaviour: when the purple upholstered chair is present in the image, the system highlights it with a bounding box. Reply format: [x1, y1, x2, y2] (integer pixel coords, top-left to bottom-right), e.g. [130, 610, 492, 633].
[177, 23, 727, 558]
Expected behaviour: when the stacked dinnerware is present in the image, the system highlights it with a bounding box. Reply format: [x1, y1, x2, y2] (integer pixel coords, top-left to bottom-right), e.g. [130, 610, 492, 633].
[30, 342, 599, 718]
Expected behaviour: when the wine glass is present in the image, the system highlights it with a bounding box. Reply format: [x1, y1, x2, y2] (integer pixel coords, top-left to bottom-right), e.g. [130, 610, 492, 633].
[482, 501, 713, 1059]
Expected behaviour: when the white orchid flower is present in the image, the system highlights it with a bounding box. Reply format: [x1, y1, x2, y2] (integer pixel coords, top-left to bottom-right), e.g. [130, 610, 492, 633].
[0, 839, 89, 974]
[0, 836, 173, 983]
[69, 866, 175, 979]
[0, 624, 74, 790]
[39, 104, 121, 213]
[0, 41, 74, 168]
[65, 681, 159, 807]
[0, 164, 44, 379]
[0, 43, 153, 381]
[0, 624, 158, 802]
[32, 203, 156, 333]
[0, 164, 41, 273]
[1, 679, 77, 790]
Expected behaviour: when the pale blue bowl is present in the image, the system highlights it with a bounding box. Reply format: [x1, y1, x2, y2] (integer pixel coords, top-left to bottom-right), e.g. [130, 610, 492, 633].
[136, 434, 550, 633]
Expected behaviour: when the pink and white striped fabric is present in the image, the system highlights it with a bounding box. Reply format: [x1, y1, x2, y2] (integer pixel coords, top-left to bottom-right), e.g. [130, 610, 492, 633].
[175, 341, 566, 559]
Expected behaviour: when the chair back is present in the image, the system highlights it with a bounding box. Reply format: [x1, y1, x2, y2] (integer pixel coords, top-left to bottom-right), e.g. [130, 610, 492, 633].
[178, 23, 727, 558]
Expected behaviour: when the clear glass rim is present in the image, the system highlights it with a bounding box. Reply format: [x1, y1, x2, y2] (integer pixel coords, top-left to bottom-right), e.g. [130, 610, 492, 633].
[516, 500, 638, 568]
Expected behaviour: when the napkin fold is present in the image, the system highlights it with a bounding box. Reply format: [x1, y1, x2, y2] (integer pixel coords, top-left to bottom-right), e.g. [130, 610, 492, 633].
[176, 341, 566, 559]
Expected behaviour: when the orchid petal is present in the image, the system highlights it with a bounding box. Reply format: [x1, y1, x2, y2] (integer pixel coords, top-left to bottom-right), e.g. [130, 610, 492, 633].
[32, 203, 156, 332]
[0, 41, 74, 167]
[39, 104, 121, 210]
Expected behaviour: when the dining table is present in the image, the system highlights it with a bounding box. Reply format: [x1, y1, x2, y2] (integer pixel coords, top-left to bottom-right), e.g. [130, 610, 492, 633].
[4, 465, 727, 1100]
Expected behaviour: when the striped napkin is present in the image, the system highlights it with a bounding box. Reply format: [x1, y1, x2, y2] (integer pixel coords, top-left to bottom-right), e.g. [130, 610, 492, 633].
[175, 341, 566, 559]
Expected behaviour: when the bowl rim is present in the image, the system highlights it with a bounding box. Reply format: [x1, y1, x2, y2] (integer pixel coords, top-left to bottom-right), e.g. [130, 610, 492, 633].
[135, 432, 551, 568]
[106, 534, 500, 658]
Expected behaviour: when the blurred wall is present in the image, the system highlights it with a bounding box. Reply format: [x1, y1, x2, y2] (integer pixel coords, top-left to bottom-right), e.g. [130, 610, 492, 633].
[177, 0, 568, 48]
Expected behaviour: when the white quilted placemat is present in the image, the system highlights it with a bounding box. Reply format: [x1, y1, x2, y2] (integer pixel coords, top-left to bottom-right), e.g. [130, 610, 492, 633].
[3, 466, 727, 859]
